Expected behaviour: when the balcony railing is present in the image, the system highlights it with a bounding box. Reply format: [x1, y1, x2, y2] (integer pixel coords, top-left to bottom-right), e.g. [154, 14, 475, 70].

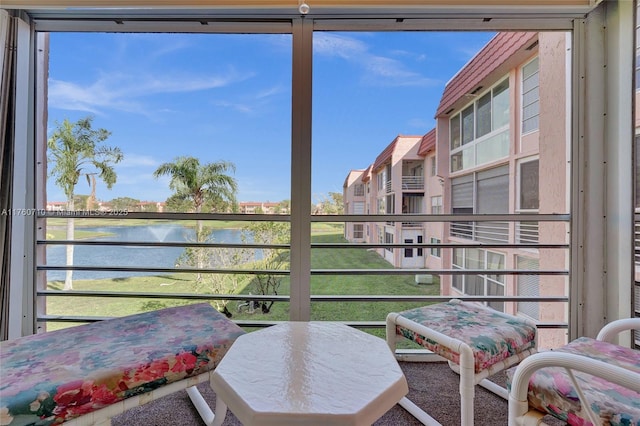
[401, 176, 424, 191]
[517, 221, 540, 244]
[401, 221, 423, 228]
[36, 212, 570, 343]
[450, 220, 509, 243]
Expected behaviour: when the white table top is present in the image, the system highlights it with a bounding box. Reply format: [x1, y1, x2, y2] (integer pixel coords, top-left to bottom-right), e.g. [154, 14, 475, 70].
[210, 321, 408, 426]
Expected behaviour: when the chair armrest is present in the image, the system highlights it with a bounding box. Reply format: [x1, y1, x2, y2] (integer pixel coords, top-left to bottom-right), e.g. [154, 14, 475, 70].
[596, 318, 640, 342]
[508, 351, 640, 426]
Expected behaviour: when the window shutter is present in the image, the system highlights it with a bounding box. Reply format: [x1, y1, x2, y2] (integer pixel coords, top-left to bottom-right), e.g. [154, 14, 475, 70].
[517, 256, 540, 320]
[477, 166, 509, 214]
[452, 174, 474, 209]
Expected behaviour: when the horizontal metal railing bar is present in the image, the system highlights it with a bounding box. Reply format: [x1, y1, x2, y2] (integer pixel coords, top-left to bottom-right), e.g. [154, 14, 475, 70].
[37, 290, 568, 303]
[311, 268, 567, 276]
[39, 212, 292, 221]
[38, 265, 291, 274]
[319, 213, 569, 222]
[308, 243, 568, 249]
[35, 315, 568, 330]
[37, 315, 113, 323]
[310, 295, 569, 302]
[38, 211, 570, 223]
[38, 291, 289, 301]
[36, 240, 569, 249]
[38, 240, 290, 249]
[38, 265, 568, 275]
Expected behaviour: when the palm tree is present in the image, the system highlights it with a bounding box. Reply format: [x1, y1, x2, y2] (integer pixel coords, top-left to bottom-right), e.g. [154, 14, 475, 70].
[153, 156, 237, 280]
[48, 116, 123, 290]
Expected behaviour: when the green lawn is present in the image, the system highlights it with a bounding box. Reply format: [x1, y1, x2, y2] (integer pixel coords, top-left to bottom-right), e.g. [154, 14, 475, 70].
[45, 232, 439, 339]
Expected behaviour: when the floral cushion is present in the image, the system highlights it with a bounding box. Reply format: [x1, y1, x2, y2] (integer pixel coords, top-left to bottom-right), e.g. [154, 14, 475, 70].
[0, 303, 245, 425]
[395, 300, 537, 373]
[506, 337, 640, 426]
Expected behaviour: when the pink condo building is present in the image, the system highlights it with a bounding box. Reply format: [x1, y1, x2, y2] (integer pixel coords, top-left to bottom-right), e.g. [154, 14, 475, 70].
[343, 31, 571, 348]
[343, 133, 444, 271]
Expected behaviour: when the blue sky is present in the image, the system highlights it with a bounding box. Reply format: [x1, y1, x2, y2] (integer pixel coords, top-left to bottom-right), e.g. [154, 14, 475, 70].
[46, 30, 494, 204]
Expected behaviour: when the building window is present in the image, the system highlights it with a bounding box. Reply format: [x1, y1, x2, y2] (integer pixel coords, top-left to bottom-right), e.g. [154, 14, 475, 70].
[451, 165, 509, 242]
[385, 231, 394, 253]
[522, 57, 540, 134]
[354, 183, 365, 196]
[377, 172, 385, 193]
[430, 237, 441, 258]
[450, 78, 510, 172]
[404, 239, 413, 257]
[519, 159, 539, 211]
[385, 163, 392, 192]
[517, 256, 540, 320]
[430, 157, 436, 176]
[353, 224, 364, 239]
[452, 248, 505, 312]
[417, 235, 423, 257]
[386, 194, 395, 214]
[353, 201, 365, 214]
[517, 158, 539, 243]
[431, 195, 442, 214]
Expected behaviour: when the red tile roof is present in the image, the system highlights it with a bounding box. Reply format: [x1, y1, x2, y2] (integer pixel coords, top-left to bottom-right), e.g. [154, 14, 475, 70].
[417, 128, 436, 156]
[372, 137, 399, 172]
[361, 165, 372, 183]
[436, 32, 537, 117]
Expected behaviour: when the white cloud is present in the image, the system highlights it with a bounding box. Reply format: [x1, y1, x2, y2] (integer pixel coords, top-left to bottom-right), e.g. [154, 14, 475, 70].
[256, 85, 286, 99]
[117, 153, 160, 169]
[313, 33, 368, 59]
[363, 55, 438, 87]
[213, 100, 254, 114]
[49, 68, 253, 115]
[313, 33, 437, 87]
[213, 84, 287, 115]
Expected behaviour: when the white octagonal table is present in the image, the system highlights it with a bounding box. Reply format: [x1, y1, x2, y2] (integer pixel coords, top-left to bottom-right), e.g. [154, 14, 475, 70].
[207, 321, 408, 426]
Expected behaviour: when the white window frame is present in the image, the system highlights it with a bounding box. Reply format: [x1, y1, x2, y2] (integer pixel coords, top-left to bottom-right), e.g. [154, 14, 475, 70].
[517, 156, 540, 212]
[430, 237, 441, 258]
[450, 78, 510, 173]
[431, 195, 442, 214]
[452, 247, 506, 311]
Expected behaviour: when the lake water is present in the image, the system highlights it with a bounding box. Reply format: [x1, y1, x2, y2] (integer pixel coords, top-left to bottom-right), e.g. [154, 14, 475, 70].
[45, 225, 243, 281]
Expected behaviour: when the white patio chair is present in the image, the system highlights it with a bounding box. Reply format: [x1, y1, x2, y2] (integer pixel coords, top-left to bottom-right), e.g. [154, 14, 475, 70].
[508, 318, 640, 426]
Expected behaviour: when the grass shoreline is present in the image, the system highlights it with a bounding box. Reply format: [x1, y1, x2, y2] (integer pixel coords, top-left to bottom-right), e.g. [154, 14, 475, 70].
[44, 232, 439, 342]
